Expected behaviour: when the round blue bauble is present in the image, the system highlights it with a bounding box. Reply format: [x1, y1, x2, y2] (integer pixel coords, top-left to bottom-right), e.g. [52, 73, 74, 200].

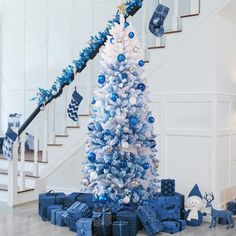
[122, 73, 128, 79]
[138, 60, 145, 67]
[110, 37, 114, 44]
[104, 164, 109, 169]
[120, 160, 127, 168]
[99, 195, 108, 202]
[98, 75, 105, 84]
[129, 32, 135, 39]
[129, 117, 138, 126]
[124, 22, 129, 28]
[110, 93, 118, 102]
[150, 140, 156, 148]
[87, 152, 96, 162]
[137, 83, 145, 91]
[143, 163, 150, 169]
[91, 97, 96, 104]
[117, 54, 126, 62]
[148, 116, 155, 123]
[104, 129, 111, 136]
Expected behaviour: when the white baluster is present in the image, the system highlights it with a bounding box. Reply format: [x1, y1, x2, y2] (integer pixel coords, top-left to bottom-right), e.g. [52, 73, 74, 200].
[190, 0, 200, 14]
[19, 132, 26, 191]
[64, 86, 69, 134]
[33, 118, 39, 176]
[141, 2, 146, 53]
[51, 100, 56, 144]
[42, 106, 49, 162]
[172, 0, 179, 30]
[8, 133, 19, 207]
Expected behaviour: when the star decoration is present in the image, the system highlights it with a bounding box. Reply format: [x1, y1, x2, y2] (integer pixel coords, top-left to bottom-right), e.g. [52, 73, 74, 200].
[118, 3, 126, 15]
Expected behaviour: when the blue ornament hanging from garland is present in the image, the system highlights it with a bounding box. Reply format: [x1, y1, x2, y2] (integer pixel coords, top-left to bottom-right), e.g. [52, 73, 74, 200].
[138, 60, 145, 67]
[128, 32, 135, 38]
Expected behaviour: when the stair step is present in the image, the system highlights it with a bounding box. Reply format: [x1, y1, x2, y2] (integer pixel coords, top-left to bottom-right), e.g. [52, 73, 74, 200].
[66, 126, 80, 129]
[164, 29, 182, 35]
[47, 144, 63, 147]
[55, 134, 69, 138]
[144, 60, 149, 63]
[0, 152, 48, 164]
[79, 114, 90, 117]
[0, 184, 34, 193]
[148, 46, 166, 50]
[0, 168, 39, 179]
[181, 13, 200, 18]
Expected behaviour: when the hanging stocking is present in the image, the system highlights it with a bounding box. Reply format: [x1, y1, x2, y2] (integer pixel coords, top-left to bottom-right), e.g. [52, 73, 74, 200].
[149, 3, 169, 37]
[2, 127, 18, 161]
[67, 88, 83, 121]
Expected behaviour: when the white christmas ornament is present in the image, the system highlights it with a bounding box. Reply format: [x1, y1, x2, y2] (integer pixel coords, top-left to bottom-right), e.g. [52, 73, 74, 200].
[82, 178, 90, 186]
[129, 97, 137, 105]
[122, 141, 129, 149]
[90, 171, 98, 180]
[123, 196, 131, 204]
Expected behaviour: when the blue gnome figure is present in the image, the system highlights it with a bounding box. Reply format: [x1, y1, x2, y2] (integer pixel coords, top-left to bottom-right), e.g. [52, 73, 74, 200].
[183, 184, 207, 226]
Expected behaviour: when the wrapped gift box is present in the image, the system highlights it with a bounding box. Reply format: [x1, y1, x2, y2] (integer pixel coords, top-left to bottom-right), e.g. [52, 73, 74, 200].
[47, 205, 63, 221]
[51, 208, 64, 225]
[156, 207, 181, 221]
[162, 220, 186, 234]
[64, 192, 81, 208]
[62, 211, 70, 226]
[38, 191, 66, 221]
[161, 179, 175, 196]
[65, 193, 94, 209]
[56, 210, 66, 226]
[113, 221, 129, 236]
[116, 211, 138, 236]
[137, 206, 163, 236]
[76, 218, 93, 236]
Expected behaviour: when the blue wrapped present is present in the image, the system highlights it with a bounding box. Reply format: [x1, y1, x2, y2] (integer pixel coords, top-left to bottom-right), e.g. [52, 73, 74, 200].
[161, 179, 175, 196]
[62, 211, 70, 226]
[76, 218, 93, 236]
[137, 206, 164, 236]
[47, 205, 63, 221]
[56, 210, 66, 226]
[51, 208, 64, 225]
[64, 192, 82, 208]
[93, 208, 112, 236]
[116, 211, 138, 236]
[146, 192, 185, 212]
[38, 190, 66, 221]
[162, 220, 186, 234]
[113, 221, 129, 236]
[156, 207, 181, 221]
[67, 202, 91, 232]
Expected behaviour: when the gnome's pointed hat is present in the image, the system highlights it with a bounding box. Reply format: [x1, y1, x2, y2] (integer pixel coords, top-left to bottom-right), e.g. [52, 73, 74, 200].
[188, 184, 202, 199]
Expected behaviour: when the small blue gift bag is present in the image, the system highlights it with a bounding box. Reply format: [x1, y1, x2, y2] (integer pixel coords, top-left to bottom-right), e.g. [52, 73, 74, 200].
[112, 221, 129, 236]
[76, 218, 93, 236]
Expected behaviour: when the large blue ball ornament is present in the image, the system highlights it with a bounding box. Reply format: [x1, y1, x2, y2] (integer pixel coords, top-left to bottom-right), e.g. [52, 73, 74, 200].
[98, 75, 105, 84]
[117, 54, 126, 62]
[129, 32, 135, 39]
[87, 152, 96, 162]
[138, 60, 145, 67]
[124, 22, 129, 28]
[104, 129, 111, 136]
[99, 195, 108, 202]
[148, 116, 155, 123]
[122, 73, 128, 79]
[137, 83, 145, 91]
[110, 93, 118, 102]
[143, 163, 150, 169]
[129, 117, 138, 126]
[150, 140, 156, 148]
[110, 37, 114, 44]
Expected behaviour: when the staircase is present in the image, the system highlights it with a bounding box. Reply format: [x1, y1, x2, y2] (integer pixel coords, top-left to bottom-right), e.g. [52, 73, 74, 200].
[0, 0, 204, 206]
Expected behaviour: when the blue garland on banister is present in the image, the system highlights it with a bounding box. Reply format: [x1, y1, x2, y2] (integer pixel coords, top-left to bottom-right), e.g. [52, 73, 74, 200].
[32, 0, 143, 106]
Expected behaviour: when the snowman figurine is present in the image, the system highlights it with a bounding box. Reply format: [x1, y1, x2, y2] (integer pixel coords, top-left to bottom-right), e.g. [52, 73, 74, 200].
[183, 184, 207, 226]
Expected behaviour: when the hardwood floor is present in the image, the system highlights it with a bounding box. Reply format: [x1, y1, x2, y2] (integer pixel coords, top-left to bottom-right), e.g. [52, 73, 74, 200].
[0, 201, 235, 236]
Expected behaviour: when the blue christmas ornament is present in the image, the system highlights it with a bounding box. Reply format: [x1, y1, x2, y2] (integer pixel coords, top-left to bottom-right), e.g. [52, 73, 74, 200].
[120, 160, 127, 168]
[128, 32, 135, 39]
[104, 164, 109, 169]
[148, 116, 155, 123]
[124, 22, 129, 28]
[104, 129, 112, 136]
[88, 122, 94, 131]
[87, 152, 96, 162]
[98, 75, 105, 84]
[117, 54, 126, 62]
[91, 97, 96, 104]
[143, 163, 150, 169]
[122, 73, 128, 79]
[129, 116, 138, 126]
[137, 83, 145, 91]
[150, 140, 156, 148]
[110, 93, 118, 102]
[138, 60, 145, 67]
[99, 195, 108, 202]
[110, 37, 114, 44]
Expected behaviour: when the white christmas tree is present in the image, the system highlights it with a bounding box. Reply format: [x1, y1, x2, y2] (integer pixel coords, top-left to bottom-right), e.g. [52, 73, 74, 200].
[82, 14, 159, 206]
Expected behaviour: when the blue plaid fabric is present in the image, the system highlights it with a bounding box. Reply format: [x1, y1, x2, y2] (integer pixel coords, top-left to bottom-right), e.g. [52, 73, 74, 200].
[149, 3, 169, 37]
[76, 218, 93, 236]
